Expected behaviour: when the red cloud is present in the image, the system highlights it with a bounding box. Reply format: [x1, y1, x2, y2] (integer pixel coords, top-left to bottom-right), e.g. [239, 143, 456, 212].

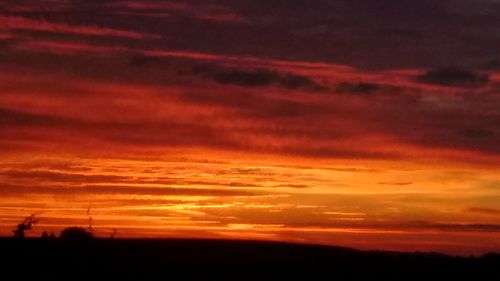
[0, 15, 161, 39]
[110, 1, 246, 23]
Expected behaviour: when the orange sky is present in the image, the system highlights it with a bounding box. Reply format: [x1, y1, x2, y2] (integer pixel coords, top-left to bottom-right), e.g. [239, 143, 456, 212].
[1, 0, 500, 255]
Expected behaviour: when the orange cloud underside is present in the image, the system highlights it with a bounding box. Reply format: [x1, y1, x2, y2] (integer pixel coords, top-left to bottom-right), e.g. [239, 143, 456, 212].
[1, 150, 500, 255]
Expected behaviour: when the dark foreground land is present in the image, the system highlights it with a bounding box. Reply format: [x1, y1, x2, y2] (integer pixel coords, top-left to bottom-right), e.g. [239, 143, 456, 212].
[1, 238, 499, 280]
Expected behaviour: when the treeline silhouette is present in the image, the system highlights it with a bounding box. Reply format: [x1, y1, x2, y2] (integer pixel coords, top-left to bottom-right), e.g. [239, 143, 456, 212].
[6, 215, 500, 280]
[2, 237, 499, 280]
[13, 214, 95, 240]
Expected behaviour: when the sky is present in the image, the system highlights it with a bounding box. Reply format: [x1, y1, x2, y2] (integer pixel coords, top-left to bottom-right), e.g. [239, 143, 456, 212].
[1, 0, 500, 255]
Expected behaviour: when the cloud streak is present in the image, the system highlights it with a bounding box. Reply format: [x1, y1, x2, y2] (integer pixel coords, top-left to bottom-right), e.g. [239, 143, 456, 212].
[109, 1, 246, 23]
[192, 65, 327, 91]
[416, 68, 490, 88]
[0, 15, 161, 39]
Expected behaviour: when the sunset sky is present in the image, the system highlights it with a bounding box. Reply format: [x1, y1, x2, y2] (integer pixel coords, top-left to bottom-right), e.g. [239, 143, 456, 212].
[1, 0, 500, 255]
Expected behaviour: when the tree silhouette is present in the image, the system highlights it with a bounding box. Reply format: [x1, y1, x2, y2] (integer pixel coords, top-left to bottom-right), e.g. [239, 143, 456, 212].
[13, 215, 38, 239]
[59, 227, 93, 240]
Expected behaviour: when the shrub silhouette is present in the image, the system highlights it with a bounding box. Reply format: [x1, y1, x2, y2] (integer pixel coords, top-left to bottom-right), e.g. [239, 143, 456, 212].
[59, 227, 93, 240]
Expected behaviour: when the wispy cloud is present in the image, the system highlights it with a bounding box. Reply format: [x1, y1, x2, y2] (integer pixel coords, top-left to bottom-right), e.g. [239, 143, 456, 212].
[468, 207, 500, 216]
[0, 15, 161, 39]
[110, 1, 246, 23]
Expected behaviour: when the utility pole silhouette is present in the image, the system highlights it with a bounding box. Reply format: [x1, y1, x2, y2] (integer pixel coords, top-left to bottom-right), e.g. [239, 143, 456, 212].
[87, 207, 94, 234]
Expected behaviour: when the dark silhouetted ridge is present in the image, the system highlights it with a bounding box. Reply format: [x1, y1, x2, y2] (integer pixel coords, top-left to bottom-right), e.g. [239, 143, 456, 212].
[1, 238, 498, 280]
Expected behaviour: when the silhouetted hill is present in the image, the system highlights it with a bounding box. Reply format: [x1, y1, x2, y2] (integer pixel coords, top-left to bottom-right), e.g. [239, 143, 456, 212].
[1, 238, 498, 280]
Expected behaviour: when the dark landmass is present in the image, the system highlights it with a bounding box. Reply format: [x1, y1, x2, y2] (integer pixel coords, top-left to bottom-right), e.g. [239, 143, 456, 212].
[1, 238, 499, 280]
